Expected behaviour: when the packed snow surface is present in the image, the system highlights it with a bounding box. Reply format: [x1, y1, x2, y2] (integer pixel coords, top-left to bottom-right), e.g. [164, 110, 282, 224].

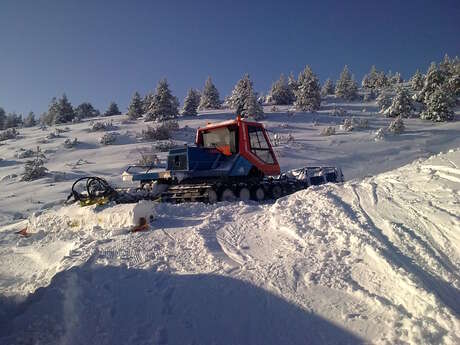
[1, 147, 459, 344]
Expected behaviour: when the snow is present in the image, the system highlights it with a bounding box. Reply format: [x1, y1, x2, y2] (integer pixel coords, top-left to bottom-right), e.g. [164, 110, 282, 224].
[0, 101, 459, 344]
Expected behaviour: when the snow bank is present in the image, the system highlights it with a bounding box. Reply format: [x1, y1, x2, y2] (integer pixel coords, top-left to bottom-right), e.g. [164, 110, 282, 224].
[29, 200, 156, 236]
[268, 148, 460, 344]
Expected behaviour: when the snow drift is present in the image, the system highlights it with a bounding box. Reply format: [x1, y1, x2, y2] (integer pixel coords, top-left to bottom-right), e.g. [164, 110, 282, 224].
[0, 149, 459, 344]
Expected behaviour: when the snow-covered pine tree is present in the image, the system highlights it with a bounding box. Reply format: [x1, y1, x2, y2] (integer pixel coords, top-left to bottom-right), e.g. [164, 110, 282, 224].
[418, 65, 446, 102]
[243, 88, 264, 120]
[104, 102, 121, 116]
[199, 77, 220, 110]
[288, 72, 298, 96]
[55, 94, 75, 124]
[375, 71, 389, 89]
[145, 78, 179, 122]
[270, 74, 295, 105]
[0, 107, 6, 130]
[362, 65, 379, 89]
[386, 86, 414, 118]
[321, 78, 335, 96]
[75, 102, 100, 119]
[439, 53, 452, 76]
[21, 147, 47, 181]
[182, 88, 201, 116]
[390, 72, 403, 85]
[410, 69, 424, 92]
[388, 116, 405, 134]
[23, 112, 36, 127]
[294, 65, 321, 111]
[376, 90, 393, 113]
[335, 65, 358, 101]
[143, 92, 155, 113]
[127, 92, 144, 119]
[228, 74, 253, 116]
[41, 97, 59, 125]
[5, 113, 22, 129]
[420, 86, 454, 122]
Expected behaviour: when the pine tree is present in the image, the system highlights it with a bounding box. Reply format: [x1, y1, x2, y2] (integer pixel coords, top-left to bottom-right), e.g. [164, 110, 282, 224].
[127, 92, 144, 119]
[375, 72, 389, 89]
[143, 92, 155, 114]
[418, 65, 446, 102]
[294, 65, 321, 111]
[321, 78, 335, 96]
[199, 77, 220, 110]
[229, 74, 253, 116]
[439, 53, 452, 76]
[42, 97, 59, 125]
[54, 94, 75, 123]
[0, 107, 6, 130]
[243, 88, 264, 120]
[362, 65, 379, 89]
[104, 102, 121, 116]
[376, 90, 393, 113]
[386, 86, 414, 118]
[145, 78, 179, 122]
[388, 116, 405, 134]
[390, 72, 403, 85]
[420, 86, 454, 122]
[23, 112, 36, 127]
[5, 113, 22, 128]
[270, 74, 295, 105]
[288, 72, 298, 96]
[182, 88, 201, 116]
[335, 66, 358, 101]
[75, 102, 100, 119]
[410, 69, 424, 92]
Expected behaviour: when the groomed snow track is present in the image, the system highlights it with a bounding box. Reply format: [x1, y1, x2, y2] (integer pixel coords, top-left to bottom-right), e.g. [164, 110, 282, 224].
[0, 149, 459, 345]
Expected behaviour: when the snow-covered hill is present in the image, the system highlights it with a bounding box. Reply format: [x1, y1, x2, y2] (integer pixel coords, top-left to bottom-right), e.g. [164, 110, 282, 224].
[0, 146, 459, 343]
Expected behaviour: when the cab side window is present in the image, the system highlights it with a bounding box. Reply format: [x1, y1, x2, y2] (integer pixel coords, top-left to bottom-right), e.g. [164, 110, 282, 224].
[248, 126, 275, 164]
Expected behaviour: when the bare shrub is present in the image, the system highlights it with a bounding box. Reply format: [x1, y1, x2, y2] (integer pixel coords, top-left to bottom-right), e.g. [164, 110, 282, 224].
[331, 106, 347, 116]
[0, 128, 19, 141]
[320, 126, 336, 136]
[141, 124, 171, 141]
[152, 140, 176, 152]
[16, 148, 36, 159]
[63, 138, 78, 148]
[90, 120, 115, 132]
[100, 132, 117, 145]
[341, 118, 354, 131]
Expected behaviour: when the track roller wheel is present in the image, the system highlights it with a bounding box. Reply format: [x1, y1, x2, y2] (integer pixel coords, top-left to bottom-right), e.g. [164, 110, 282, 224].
[220, 188, 236, 202]
[271, 185, 283, 199]
[238, 187, 251, 201]
[253, 186, 265, 202]
[207, 188, 218, 203]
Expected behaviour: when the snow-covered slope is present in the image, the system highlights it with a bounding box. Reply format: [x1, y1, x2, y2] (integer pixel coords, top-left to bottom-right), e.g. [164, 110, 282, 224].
[1, 101, 460, 226]
[1, 148, 458, 344]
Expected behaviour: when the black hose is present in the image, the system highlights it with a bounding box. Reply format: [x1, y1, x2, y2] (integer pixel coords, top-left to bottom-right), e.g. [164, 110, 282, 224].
[66, 176, 117, 204]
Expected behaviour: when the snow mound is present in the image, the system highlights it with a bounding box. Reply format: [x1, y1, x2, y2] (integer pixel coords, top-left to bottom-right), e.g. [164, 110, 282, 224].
[29, 200, 157, 236]
[268, 148, 460, 344]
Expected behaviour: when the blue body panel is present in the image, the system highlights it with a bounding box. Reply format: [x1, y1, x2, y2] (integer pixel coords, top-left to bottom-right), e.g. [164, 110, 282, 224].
[130, 146, 255, 182]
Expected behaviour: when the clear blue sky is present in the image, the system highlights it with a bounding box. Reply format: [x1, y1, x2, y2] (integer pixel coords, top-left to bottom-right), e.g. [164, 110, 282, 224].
[1, 0, 459, 115]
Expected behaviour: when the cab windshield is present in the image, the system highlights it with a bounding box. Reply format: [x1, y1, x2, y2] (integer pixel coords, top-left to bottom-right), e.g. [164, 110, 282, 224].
[202, 126, 238, 155]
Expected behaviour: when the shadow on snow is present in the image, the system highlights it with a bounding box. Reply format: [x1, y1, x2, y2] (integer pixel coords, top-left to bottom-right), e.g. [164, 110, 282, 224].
[0, 264, 365, 345]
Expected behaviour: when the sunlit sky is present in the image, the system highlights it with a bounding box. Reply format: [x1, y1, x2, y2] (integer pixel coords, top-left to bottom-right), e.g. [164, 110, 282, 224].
[1, 0, 459, 115]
